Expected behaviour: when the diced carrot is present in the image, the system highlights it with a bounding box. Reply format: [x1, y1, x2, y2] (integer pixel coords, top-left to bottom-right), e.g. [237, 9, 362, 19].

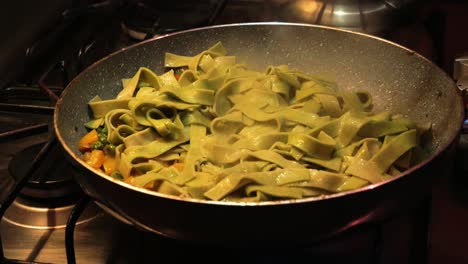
[174, 74, 181, 80]
[124, 177, 134, 185]
[78, 130, 99, 152]
[86, 149, 105, 169]
[144, 182, 154, 189]
[172, 162, 185, 172]
[82, 151, 91, 162]
[102, 156, 117, 175]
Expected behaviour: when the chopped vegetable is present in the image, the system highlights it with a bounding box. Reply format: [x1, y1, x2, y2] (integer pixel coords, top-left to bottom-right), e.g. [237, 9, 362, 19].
[103, 144, 116, 156]
[78, 130, 99, 152]
[86, 149, 105, 169]
[173, 67, 186, 74]
[97, 126, 107, 134]
[91, 141, 104, 150]
[82, 151, 91, 162]
[111, 171, 124, 180]
[172, 163, 185, 172]
[97, 126, 109, 145]
[103, 156, 117, 175]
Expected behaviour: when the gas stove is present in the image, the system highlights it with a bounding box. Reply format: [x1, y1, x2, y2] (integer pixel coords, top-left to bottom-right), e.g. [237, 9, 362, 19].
[1, 1, 468, 263]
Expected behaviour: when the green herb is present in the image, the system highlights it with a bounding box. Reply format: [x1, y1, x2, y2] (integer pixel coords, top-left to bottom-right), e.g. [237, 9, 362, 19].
[96, 126, 107, 134]
[98, 134, 108, 145]
[90, 141, 104, 150]
[96, 126, 109, 145]
[103, 144, 116, 156]
[111, 171, 123, 180]
[173, 67, 187, 74]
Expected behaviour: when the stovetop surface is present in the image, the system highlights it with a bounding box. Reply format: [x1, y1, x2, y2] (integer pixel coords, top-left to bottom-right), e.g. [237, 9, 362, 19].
[0, 200, 417, 264]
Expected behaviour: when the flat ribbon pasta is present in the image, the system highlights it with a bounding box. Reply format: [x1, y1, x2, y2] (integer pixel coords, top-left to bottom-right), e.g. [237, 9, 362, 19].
[81, 42, 430, 202]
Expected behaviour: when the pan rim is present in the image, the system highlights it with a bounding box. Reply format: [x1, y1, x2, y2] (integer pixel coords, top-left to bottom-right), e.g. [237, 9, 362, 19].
[54, 22, 464, 207]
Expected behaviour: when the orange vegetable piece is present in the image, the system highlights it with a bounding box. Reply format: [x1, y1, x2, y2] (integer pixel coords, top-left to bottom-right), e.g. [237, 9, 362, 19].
[124, 177, 134, 185]
[82, 151, 91, 162]
[86, 149, 105, 169]
[78, 130, 99, 152]
[172, 163, 185, 172]
[102, 156, 117, 175]
[144, 182, 154, 189]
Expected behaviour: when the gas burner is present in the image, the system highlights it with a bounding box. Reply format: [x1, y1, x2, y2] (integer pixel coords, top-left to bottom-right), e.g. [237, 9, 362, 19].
[120, 0, 227, 40]
[2, 198, 102, 229]
[276, 0, 422, 36]
[8, 142, 80, 200]
[5, 142, 102, 229]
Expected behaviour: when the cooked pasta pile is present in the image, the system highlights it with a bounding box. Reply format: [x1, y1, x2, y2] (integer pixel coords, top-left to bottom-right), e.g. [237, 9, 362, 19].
[78, 42, 429, 202]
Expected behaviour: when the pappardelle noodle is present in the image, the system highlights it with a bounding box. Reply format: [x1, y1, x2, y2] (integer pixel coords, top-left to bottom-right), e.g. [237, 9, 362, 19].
[78, 42, 430, 202]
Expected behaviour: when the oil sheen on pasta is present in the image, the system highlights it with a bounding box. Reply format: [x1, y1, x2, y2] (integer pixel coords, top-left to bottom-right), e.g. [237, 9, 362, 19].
[78, 42, 430, 202]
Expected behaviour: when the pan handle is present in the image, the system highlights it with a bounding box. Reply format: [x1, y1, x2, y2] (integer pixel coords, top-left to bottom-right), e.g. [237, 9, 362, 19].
[454, 55, 468, 133]
[461, 90, 467, 133]
[454, 56, 468, 173]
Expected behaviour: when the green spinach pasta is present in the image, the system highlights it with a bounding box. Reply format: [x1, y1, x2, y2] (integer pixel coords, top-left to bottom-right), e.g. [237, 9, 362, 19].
[78, 42, 429, 202]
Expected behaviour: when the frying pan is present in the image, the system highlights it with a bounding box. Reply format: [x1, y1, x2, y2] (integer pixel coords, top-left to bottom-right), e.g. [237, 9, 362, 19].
[54, 23, 464, 245]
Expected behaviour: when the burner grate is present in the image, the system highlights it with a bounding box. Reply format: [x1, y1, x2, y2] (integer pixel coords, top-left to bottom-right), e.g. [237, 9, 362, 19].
[0, 138, 56, 264]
